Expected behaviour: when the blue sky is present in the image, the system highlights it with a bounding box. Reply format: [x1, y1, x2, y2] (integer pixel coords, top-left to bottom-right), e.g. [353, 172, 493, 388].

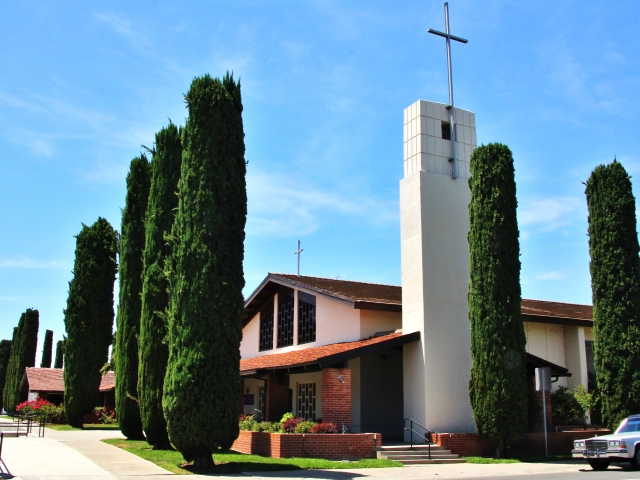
[1, 1, 639, 360]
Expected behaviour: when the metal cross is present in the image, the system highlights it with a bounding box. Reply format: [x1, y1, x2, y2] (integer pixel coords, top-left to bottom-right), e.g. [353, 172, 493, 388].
[428, 2, 468, 180]
[294, 240, 303, 276]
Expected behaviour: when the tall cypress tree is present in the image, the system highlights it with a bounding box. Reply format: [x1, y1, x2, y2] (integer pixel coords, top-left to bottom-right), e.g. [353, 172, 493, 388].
[116, 155, 150, 440]
[468, 143, 528, 458]
[0, 340, 12, 410]
[139, 123, 182, 450]
[585, 160, 640, 428]
[64, 218, 118, 427]
[3, 309, 39, 411]
[54, 339, 64, 369]
[164, 73, 246, 468]
[40, 330, 53, 368]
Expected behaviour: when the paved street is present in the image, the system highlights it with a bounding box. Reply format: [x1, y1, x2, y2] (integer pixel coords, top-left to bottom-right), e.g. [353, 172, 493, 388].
[2, 429, 640, 479]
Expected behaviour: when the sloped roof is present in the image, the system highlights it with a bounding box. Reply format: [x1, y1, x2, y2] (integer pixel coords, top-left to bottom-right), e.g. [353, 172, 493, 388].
[521, 299, 592, 321]
[244, 274, 594, 327]
[240, 331, 420, 374]
[22, 368, 115, 393]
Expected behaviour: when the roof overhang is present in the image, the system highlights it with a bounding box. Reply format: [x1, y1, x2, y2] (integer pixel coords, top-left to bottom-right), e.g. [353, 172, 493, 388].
[523, 314, 592, 328]
[241, 331, 420, 376]
[526, 352, 571, 378]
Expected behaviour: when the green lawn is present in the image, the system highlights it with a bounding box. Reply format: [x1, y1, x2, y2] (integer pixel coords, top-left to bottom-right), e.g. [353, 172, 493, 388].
[464, 454, 574, 464]
[47, 423, 120, 431]
[464, 457, 520, 464]
[102, 438, 402, 475]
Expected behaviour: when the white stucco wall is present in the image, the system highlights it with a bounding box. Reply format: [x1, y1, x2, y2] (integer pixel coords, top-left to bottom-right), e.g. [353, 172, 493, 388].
[359, 310, 402, 339]
[564, 325, 588, 391]
[240, 313, 261, 359]
[240, 288, 363, 360]
[401, 100, 476, 434]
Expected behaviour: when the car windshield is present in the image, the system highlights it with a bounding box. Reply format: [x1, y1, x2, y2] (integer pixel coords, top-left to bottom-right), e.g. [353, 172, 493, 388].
[617, 418, 640, 433]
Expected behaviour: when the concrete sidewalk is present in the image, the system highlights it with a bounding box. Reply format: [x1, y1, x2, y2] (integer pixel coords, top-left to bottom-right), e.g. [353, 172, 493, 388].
[1, 427, 173, 479]
[2, 428, 638, 479]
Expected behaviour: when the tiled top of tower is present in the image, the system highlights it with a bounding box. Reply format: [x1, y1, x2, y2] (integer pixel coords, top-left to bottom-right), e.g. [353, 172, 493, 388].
[403, 100, 477, 180]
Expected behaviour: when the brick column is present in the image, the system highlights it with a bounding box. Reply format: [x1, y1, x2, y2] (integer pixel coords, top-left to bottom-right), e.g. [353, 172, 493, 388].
[321, 368, 351, 427]
[265, 373, 290, 422]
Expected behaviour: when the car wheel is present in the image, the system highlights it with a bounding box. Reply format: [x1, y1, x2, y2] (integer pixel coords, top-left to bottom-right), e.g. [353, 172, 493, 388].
[588, 460, 610, 471]
[631, 447, 640, 470]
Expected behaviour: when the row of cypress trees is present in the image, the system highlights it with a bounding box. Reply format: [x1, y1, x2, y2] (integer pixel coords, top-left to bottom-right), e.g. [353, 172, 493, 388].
[3, 309, 39, 411]
[113, 73, 245, 467]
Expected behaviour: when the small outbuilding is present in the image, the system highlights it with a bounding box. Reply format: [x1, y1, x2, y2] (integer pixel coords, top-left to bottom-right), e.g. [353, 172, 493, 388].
[20, 367, 115, 408]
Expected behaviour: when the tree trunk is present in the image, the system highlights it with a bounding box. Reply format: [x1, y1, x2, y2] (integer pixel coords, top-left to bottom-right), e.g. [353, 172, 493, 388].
[495, 439, 504, 459]
[153, 438, 172, 451]
[193, 451, 214, 469]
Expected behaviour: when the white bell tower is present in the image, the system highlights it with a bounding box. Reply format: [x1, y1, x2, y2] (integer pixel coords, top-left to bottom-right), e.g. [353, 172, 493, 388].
[401, 99, 477, 434]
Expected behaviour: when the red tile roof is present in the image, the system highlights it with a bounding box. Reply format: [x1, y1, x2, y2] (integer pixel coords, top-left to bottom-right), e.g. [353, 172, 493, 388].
[23, 368, 115, 393]
[240, 331, 418, 374]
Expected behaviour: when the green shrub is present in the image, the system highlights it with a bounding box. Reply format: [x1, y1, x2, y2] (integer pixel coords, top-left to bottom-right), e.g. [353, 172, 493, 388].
[294, 421, 316, 434]
[239, 415, 256, 431]
[280, 412, 294, 423]
[551, 386, 584, 425]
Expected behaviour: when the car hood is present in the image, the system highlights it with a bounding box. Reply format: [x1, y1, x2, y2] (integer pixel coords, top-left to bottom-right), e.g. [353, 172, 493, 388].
[583, 432, 640, 441]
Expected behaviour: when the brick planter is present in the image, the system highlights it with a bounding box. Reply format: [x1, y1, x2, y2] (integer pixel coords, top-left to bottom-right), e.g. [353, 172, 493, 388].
[434, 429, 611, 457]
[231, 430, 382, 460]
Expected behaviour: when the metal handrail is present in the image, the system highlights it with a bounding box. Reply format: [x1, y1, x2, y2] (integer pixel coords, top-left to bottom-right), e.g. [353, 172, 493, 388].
[404, 418, 435, 459]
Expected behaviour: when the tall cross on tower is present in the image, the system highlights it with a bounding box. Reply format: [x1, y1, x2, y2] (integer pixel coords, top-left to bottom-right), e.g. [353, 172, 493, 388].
[428, 2, 468, 180]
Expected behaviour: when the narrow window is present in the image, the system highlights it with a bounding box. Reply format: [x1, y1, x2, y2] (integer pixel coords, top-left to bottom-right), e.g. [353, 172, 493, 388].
[277, 289, 294, 347]
[298, 291, 316, 344]
[259, 308, 274, 351]
[297, 382, 316, 420]
[257, 385, 265, 421]
[441, 121, 451, 140]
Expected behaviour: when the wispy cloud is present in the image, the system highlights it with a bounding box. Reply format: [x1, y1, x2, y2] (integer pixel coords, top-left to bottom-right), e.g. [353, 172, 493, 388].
[247, 169, 397, 237]
[518, 196, 585, 233]
[534, 271, 568, 281]
[93, 12, 150, 47]
[0, 256, 68, 270]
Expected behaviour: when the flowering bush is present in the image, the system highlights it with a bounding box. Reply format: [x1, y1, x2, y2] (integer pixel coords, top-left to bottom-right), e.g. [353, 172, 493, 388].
[81, 406, 117, 424]
[310, 422, 338, 434]
[282, 417, 304, 433]
[15, 399, 66, 423]
[16, 399, 53, 413]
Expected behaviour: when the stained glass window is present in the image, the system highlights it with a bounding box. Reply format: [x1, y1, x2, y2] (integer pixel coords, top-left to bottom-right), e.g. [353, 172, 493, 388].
[259, 308, 274, 351]
[277, 289, 294, 347]
[298, 291, 316, 344]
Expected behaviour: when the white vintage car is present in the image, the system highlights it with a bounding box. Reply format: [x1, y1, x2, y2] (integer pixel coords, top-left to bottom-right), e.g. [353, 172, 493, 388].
[572, 414, 640, 470]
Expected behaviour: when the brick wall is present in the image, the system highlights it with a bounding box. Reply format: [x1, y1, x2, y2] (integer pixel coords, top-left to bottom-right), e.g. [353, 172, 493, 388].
[321, 368, 351, 427]
[265, 374, 290, 422]
[435, 429, 611, 457]
[232, 430, 381, 459]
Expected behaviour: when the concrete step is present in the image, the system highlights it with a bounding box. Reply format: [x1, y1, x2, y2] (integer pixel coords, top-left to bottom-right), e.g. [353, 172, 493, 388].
[400, 459, 467, 465]
[378, 454, 460, 462]
[378, 449, 452, 456]
[376, 444, 447, 451]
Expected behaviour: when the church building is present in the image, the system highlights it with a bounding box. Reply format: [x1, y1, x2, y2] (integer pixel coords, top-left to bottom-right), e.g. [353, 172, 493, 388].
[239, 100, 595, 438]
